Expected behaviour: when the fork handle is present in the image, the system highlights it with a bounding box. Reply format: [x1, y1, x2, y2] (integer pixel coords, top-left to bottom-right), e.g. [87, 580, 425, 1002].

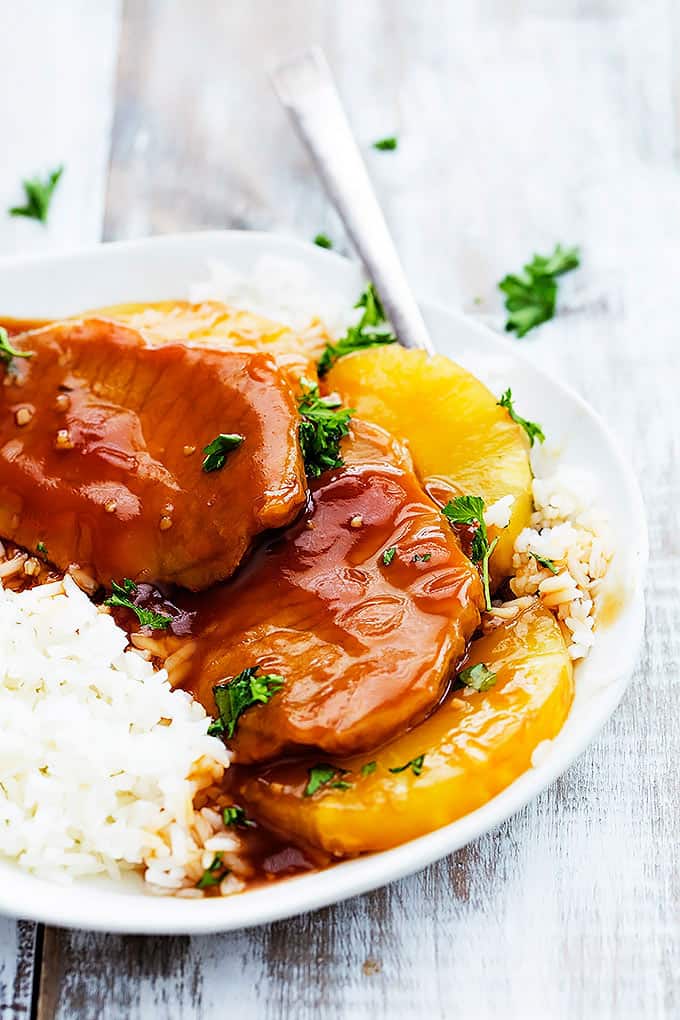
[271, 47, 435, 354]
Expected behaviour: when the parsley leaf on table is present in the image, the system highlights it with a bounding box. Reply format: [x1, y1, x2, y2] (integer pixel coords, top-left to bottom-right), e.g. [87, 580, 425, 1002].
[499, 244, 580, 338]
[9, 165, 64, 225]
[373, 136, 398, 151]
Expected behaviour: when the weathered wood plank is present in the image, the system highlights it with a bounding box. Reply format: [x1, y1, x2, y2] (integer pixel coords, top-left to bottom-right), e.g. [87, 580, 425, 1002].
[36, 0, 680, 1017]
[0, 923, 38, 1020]
[0, 4, 121, 1017]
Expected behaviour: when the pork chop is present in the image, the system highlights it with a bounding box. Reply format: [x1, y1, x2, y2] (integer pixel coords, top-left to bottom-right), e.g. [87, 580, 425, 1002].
[0, 318, 306, 589]
[183, 420, 484, 761]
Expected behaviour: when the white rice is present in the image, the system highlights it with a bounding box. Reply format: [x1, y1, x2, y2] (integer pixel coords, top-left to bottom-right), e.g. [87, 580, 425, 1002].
[0, 574, 239, 893]
[506, 462, 614, 659]
[189, 255, 356, 338]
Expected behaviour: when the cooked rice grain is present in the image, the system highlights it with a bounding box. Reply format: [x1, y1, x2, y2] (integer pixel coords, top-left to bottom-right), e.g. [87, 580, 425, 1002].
[0, 575, 237, 894]
[508, 467, 614, 659]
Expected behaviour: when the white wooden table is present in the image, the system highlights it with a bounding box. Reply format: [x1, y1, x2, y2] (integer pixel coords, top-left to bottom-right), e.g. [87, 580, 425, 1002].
[0, 2, 676, 1017]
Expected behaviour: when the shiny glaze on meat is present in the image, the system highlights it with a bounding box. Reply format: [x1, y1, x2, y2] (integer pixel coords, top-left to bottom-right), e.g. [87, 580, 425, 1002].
[183, 421, 484, 762]
[0, 318, 306, 589]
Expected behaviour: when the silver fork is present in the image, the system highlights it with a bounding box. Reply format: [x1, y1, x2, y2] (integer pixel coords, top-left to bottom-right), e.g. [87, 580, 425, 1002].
[270, 47, 435, 355]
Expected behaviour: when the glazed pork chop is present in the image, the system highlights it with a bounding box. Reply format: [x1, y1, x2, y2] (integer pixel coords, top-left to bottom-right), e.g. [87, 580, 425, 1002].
[184, 420, 484, 762]
[0, 318, 306, 589]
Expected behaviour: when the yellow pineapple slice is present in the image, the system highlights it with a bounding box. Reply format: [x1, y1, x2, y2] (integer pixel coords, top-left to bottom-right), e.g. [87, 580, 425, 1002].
[327, 345, 533, 581]
[237, 601, 573, 855]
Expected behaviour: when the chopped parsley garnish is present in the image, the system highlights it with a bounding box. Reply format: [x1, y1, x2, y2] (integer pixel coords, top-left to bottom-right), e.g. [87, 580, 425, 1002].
[223, 806, 255, 828]
[196, 852, 228, 889]
[388, 755, 425, 776]
[412, 553, 432, 563]
[304, 763, 350, 797]
[36, 541, 48, 555]
[9, 165, 64, 224]
[442, 495, 488, 563]
[499, 244, 580, 338]
[458, 662, 497, 692]
[314, 233, 333, 249]
[497, 389, 545, 446]
[382, 546, 397, 567]
[202, 433, 244, 472]
[442, 496, 498, 610]
[297, 381, 353, 478]
[317, 283, 397, 376]
[530, 551, 559, 574]
[0, 327, 34, 367]
[104, 579, 172, 630]
[373, 136, 398, 151]
[361, 761, 377, 777]
[208, 666, 284, 739]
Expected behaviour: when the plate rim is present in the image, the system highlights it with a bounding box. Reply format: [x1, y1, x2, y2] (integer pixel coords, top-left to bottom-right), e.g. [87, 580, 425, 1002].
[0, 230, 648, 933]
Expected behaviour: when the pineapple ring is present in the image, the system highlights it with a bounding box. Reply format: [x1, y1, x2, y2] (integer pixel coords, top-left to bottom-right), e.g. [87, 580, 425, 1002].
[236, 601, 573, 856]
[327, 345, 534, 582]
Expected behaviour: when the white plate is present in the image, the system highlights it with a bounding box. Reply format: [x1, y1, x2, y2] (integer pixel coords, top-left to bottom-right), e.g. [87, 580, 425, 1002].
[0, 231, 647, 934]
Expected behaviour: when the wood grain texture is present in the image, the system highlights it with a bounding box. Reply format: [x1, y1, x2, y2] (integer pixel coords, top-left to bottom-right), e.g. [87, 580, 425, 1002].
[0, 3, 120, 1016]
[13, 0, 680, 1017]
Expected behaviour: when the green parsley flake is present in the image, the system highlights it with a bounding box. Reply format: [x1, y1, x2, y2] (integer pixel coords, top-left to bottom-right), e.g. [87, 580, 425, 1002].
[297, 381, 353, 478]
[388, 755, 425, 776]
[202, 433, 244, 473]
[104, 579, 172, 630]
[442, 495, 488, 563]
[530, 551, 559, 574]
[314, 233, 333, 249]
[196, 852, 228, 889]
[9, 165, 64, 225]
[382, 546, 397, 567]
[36, 541, 48, 556]
[412, 553, 432, 563]
[373, 136, 398, 151]
[497, 389, 545, 446]
[223, 806, 255, 828]
[442, 496, 499, 610]
[499, 244, 580, 338]
[304, 763, 350, 797]
[458, 662, 497, 692]
[0, 327, 33, 367]
[208, 666, 284, 739]
[317, 283, 397, 376]
[361, 761, 377, 777]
